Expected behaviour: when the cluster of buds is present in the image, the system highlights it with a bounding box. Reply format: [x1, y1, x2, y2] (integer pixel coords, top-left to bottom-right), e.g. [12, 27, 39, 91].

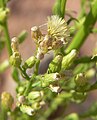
[31, 72, 62, 93]
[74, 73, 88, 87]
[0, 8, 9, 25]
[1, 92, 13, 110]
[16, 81, 28, 95]
[31, 15, 70, 60]
[47, 49, 77, 77]
[71, 90, 87, 103]
[10, 37, 22, 67]
[18, 91, 45, 116]
[43, 73, 62, 93]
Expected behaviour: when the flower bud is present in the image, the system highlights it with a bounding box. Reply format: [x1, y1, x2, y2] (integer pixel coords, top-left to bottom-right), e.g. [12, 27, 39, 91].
[1, 92, 13, 110]
[39, 35, 52, 53]
[11, 37, 19, 52]
[23, 56, 36, 69]
[31, 102, 41, 110]
[27, 91, 43, 103]
[39, 101, 45, 106]
[42, 73, 61, 87]
[49, 84, 61, 93]
[18, 30, 28, 44]
[31, 26, 42, 41]
[71, 90, 87, 103]
[17, 86, 25, 94]
[20, 104, 35, 116]
[10, 52, 22, 67]
[76, 83, 91, 92]
[85, 68, 96, 79]
[18, 95, 25, 104]
[65, 113, 79, 120]
[75, 73, 87, 86]
[61, 49, 77, 71]
[0, 8, 9, 24]
[47, 55, 63, 73]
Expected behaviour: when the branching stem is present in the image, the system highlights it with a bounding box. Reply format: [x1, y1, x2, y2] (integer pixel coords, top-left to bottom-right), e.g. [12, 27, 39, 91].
[66, 0, 97, 53]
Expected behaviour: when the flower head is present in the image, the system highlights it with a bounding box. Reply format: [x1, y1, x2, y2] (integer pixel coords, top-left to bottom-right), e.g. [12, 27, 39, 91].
[31, 15, 70, 58]
[47, 15, 70, 41]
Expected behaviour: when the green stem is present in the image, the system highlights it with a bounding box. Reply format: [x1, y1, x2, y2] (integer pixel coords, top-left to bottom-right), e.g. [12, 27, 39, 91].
[1, 0, 5, 9]
[3, 21, 12, 56]
[53, 0, 67, 18]
[1, 0, 12, 56]
[24, 75, 35, 96]
[43, 92, 72, 119]
[19, 66, 30, 80]
[91, 28, 97, 33]
[88, 82, 97, 91]
[34, 59, 40, 75]
[74, 56, 97, 64]
[66, 0, 97, 53]
[76, 82, 97, 92]
[77, 0, 86, 19]
[61, 0, 67, 18]
[1, 108, 7, 120]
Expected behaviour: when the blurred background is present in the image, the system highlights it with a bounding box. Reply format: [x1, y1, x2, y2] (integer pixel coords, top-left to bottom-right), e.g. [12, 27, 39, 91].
[0, 0, 97, 117]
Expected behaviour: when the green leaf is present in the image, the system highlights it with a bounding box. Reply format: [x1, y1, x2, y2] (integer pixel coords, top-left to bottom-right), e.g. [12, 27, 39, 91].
[53, 0, 61, 17]
[12, 68, 20, 83]
[66, 0, 97, 53]
[18, 30, 28, 44]
[53, 0, 67, 18]
[67, 17, 79, 25]
[61, 0, 67, 18]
